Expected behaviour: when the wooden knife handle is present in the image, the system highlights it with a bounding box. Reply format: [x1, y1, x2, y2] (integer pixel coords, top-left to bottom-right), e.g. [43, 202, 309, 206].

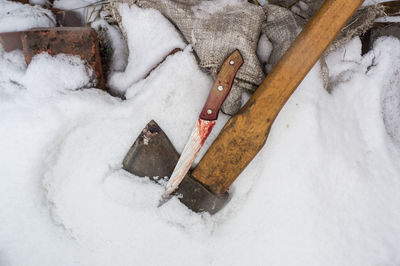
[192, 0, 364, 195]
[199, 50, 244, 121]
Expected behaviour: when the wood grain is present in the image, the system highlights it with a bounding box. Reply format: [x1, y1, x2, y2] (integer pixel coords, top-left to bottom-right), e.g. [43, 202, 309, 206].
[192, 0, 365, 195]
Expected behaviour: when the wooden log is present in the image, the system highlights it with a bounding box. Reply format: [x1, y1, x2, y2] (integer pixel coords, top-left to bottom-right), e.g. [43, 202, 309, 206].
[191, 0, 365, 195]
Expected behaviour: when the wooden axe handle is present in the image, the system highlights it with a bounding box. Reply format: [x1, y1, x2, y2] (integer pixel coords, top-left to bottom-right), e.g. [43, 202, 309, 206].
[192, 0, 364, 195]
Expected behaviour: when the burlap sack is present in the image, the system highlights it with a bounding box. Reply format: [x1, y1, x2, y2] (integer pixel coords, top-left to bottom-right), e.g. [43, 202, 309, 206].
[269, 0, 324, 19]
[262, 4, 306, 71]
[110, 0, 266, 115]
[108, 0, 386, 113]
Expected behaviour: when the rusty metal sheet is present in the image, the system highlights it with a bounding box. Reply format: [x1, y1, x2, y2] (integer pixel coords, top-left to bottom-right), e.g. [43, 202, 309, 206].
[21, 27, 105, 90]
[0, 32, 23, 52]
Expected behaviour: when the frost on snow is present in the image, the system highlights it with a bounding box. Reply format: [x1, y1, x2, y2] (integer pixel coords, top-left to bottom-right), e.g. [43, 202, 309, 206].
[0, 1, 400, 266]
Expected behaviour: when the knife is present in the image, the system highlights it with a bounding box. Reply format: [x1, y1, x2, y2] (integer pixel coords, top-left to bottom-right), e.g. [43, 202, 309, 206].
[159, 50, 244, 206]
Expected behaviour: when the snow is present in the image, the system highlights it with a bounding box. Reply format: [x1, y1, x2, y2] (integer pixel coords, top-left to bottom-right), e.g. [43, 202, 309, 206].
[0, 0, 55, 32]
[23, 53, 95, 93]
[192, 0, 251, 18]
[29, 0, 47, 5]
[257, 33, 273, 71]
[107, 4, 186, 96]
[52, 0, 99, 9]
[1, 1, 400, 266]
[363, 0, 395, 5]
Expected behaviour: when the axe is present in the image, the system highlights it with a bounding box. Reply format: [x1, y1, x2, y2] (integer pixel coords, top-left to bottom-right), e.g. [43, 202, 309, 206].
[123, 0, 365, 213]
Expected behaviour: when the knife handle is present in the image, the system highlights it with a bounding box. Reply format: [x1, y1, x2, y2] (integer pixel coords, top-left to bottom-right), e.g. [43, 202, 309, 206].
[199, 50, 244, 121]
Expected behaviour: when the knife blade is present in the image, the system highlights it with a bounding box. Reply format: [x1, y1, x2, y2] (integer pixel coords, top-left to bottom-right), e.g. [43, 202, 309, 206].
[159, 50, 243, 206]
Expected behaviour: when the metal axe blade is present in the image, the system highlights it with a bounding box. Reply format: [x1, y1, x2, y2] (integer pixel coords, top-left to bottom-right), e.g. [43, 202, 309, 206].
[122, 120, 229, 214]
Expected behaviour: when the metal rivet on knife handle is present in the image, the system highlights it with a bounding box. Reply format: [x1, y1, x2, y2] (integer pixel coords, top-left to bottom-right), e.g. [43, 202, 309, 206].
[199, 50, 244, 121]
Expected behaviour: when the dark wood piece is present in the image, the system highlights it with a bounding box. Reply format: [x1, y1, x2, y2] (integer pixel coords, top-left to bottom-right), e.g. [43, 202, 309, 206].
[50, 8, 84, 27]
[361, 22, 400, 55]
[143, 48, 183, 79]
[11, 0, 29, 4]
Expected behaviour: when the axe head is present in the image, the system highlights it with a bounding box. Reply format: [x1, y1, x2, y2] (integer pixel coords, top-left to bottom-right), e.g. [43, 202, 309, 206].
[123, 120, 228, 214]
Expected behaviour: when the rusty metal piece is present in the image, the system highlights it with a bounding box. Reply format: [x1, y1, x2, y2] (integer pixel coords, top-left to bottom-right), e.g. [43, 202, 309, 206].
[361, 22, 400, 55]
[21, 27, 105, 90]
[122, 120, 229, 214]
[0, 32, 23, 52]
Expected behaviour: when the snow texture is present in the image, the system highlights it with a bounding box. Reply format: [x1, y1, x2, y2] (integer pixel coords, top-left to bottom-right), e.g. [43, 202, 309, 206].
[29, 0, 47, 5]
[107, 4, 186, 96]
[1, 1, 400, 266]
[0, 0, 55, 33]
[363, 0, 395, 5]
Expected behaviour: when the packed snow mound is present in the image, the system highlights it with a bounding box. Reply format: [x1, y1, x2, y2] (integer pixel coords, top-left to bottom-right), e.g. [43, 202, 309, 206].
[23, 53, 95, 93]
[108, 4, 186, 95]
[1, 1, 400, 266]
[0, 0, 55, 33]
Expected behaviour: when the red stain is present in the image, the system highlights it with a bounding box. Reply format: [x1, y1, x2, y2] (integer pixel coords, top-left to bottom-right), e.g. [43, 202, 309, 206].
[197, 119, 216, 146]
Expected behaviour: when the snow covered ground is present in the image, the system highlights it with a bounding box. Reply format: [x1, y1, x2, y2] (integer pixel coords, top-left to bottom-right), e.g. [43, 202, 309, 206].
[1, 1, 400, 265]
